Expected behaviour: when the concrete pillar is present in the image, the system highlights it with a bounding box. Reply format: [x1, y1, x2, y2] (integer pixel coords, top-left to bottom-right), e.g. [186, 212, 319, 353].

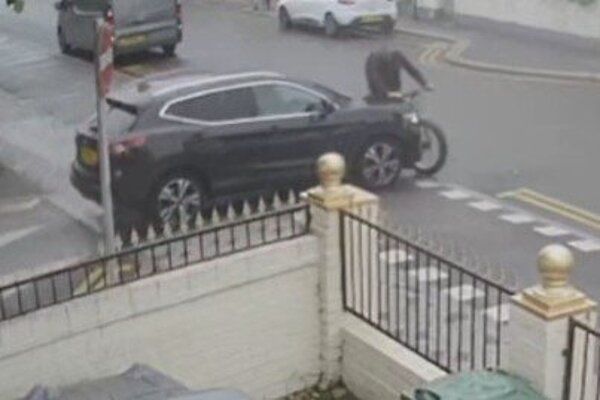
[509, 244, 597, 400]
[305, 153, 379, 386]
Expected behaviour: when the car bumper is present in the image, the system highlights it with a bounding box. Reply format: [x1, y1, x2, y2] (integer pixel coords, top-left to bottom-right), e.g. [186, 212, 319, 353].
[334, 7, 397, 26]
[70, 162, 101, 204]
[114, 25, 182, 55]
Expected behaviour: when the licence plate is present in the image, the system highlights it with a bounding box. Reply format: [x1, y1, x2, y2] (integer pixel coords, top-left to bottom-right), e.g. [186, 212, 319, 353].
[118, 34, 148, 47]
[80, 146, 98, 167]
[362, 15, 384, 23]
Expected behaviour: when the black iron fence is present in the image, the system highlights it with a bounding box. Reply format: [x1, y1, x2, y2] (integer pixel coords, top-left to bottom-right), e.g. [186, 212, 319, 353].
[340, 210, 515, 373]
[0, 204, 310, 322]
[564, 318, 600, 400]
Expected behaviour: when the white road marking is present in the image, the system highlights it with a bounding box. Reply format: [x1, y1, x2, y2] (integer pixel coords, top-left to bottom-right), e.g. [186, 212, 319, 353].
[443, 284, 485, 302]
[568, 239, 600, 253]
[0, 197, 41, 215]
[379, 249, 414, 265]
[408, 267, 449, 282]
[484, 304, 510, 324]
[440, 189, 471, 200]
[0, 225, 43, 248]
[469, 200, 502, 212]
[499, 213, 535, 224]
[415, 180, 441, 189]
[533, 226, 571, 237]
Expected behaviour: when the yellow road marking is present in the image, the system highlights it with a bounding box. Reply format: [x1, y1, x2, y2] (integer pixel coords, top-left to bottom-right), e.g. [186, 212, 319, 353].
[73, 261, 138, 296]
[498, 187, 600, 231]
[419, 42, 446, 65]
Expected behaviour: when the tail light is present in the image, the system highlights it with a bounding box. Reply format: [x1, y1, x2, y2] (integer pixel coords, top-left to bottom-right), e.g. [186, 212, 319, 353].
[176, 0, 182, 19]
[110, 135, 147, 157]
[338, 0, 355, 5]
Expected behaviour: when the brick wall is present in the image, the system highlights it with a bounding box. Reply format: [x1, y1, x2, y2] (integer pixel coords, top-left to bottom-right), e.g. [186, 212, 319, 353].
[0, 236, 320, 399]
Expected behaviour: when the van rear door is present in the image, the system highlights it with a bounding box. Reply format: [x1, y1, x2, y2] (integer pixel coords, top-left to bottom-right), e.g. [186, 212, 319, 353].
[113, 0, 176, 28]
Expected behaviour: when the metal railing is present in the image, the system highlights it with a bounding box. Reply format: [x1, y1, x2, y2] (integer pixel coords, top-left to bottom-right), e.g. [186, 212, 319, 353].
[0, 204, 310, 322]
[340, 210, 515, 373]
[564, 318, 600, 400]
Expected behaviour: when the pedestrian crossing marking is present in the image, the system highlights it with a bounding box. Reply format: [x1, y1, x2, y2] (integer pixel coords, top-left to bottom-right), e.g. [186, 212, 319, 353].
[534, 226, 571, 237]
[469, 200, 502, 212]
[568, 239, 600, 253]
[499, 213, 534, 224]
[440, 189, 470, 200]
[408, 267, 449, 282]
[415, 179, 441, 189]
[484, 304, 510, 324]
[379, 249, 414, 265]
[442, 284, 485, 302]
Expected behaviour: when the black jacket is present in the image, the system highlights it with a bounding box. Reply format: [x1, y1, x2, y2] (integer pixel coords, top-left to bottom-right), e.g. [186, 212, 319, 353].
[365, 50, 428, 98]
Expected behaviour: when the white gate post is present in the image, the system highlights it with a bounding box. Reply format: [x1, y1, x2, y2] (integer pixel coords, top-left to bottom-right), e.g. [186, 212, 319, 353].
[509, 244, 597, 400]
[304, 153, 379, 386]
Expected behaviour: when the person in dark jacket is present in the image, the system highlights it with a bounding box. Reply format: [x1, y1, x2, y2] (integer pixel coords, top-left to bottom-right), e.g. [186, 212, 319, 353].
[365, 49, 433, 100]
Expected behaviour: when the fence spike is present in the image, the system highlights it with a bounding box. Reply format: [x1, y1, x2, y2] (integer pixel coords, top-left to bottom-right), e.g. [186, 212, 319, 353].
[147, 225, 157, 242]
[288, 189, 297, 204]
[163, 222, 173, 238]
[226, 203, 237, 220]
[130, 228, 140, 246]
[272, 192, 282, 209]
[242, 200, 252, 217]
[210, 207, 220, 225]
[257, 196, 267, 213]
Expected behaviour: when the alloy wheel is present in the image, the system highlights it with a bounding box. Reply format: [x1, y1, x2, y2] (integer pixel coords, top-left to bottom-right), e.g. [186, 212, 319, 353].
[156, 177, 202, 228]
[361, 142, 401, 187]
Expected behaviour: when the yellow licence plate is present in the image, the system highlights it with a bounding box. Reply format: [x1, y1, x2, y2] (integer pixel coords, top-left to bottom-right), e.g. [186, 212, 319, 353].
[80, 146, 98, 166]
[118, 34, 148, 47]
[362, 15, 384, 23]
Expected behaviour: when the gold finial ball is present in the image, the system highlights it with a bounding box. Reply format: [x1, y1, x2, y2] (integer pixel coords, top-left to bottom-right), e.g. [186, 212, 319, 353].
[317, 153, 346, 190]
[537, 244, 575, 290]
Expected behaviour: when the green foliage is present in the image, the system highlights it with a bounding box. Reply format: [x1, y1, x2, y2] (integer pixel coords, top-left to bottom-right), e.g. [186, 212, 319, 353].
[6, 0, 25, 13]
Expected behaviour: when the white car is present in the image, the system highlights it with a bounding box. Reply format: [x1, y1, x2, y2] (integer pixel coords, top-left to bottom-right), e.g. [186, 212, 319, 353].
[277, 0, 397, 36]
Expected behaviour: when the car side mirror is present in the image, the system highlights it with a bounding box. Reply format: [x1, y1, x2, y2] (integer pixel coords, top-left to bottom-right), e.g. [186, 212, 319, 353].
[319, 99, 335, 116]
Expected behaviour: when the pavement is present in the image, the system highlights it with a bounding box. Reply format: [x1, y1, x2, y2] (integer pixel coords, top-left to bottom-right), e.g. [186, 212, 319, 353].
[395, 14, 600, 83]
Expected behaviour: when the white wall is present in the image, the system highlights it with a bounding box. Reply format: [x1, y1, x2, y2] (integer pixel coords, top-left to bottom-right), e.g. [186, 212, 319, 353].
[0, 236, 321, 400]
[342, 315, 446, 400]
[453, 0, 600, 39]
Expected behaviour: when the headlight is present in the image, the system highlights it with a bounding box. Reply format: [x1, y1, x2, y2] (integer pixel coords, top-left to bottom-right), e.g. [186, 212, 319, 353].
[404, 112, 420, 124]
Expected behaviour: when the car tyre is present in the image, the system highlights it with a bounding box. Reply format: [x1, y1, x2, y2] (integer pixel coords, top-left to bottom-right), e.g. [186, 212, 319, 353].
[279, 7, 293, 31]
[413, 119, 448, 176]
[149, 172, 204, 231]
[355, 136, 402, 190]
[324, 13, 339, 37]
[162, 44, 177, 57]
[58, 28, 71, 54]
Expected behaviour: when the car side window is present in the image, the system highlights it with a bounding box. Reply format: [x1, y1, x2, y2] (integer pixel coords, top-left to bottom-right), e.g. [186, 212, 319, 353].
[165, 87, 258, 123]
[254, 84, 326, 117]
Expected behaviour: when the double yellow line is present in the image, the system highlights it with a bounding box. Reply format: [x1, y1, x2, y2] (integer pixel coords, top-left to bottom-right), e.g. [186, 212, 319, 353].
[499, 188, 600, 231]
[419, 42, 446, 65]
[73, 260, 137, 296]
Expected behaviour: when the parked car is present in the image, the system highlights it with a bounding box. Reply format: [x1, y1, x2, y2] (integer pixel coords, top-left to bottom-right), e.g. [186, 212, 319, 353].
[55, 0, 182, 56]
[277, 0, 397, 36]
[70, 71, 443, 228]
[23, 364, 252, 400]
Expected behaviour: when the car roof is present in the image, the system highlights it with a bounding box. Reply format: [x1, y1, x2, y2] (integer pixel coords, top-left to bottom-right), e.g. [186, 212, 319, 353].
[109, 71, 287, 109]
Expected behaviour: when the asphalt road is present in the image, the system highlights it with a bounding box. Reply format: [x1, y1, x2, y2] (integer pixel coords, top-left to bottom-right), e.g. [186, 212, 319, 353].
[1, 0, 600, 296]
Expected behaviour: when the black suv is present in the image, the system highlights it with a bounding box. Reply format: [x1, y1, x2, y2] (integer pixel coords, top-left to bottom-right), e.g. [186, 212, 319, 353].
[71, 71, 427, 227]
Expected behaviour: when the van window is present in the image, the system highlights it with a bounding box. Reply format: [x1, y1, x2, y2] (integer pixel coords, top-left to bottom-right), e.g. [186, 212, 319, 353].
[73, 0, 107, 12]
[166, 88, 257, 123]
[113, 0, 175, 25]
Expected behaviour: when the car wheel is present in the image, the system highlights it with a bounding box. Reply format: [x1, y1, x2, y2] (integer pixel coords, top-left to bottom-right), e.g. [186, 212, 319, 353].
[324, 13, 339, 37]
[150, 173, 204, 231]
[279, 7, 293, 31]
[356, 137, 402, 190]
[58, 28, 71, 54]
[162, 44, 177, 57]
